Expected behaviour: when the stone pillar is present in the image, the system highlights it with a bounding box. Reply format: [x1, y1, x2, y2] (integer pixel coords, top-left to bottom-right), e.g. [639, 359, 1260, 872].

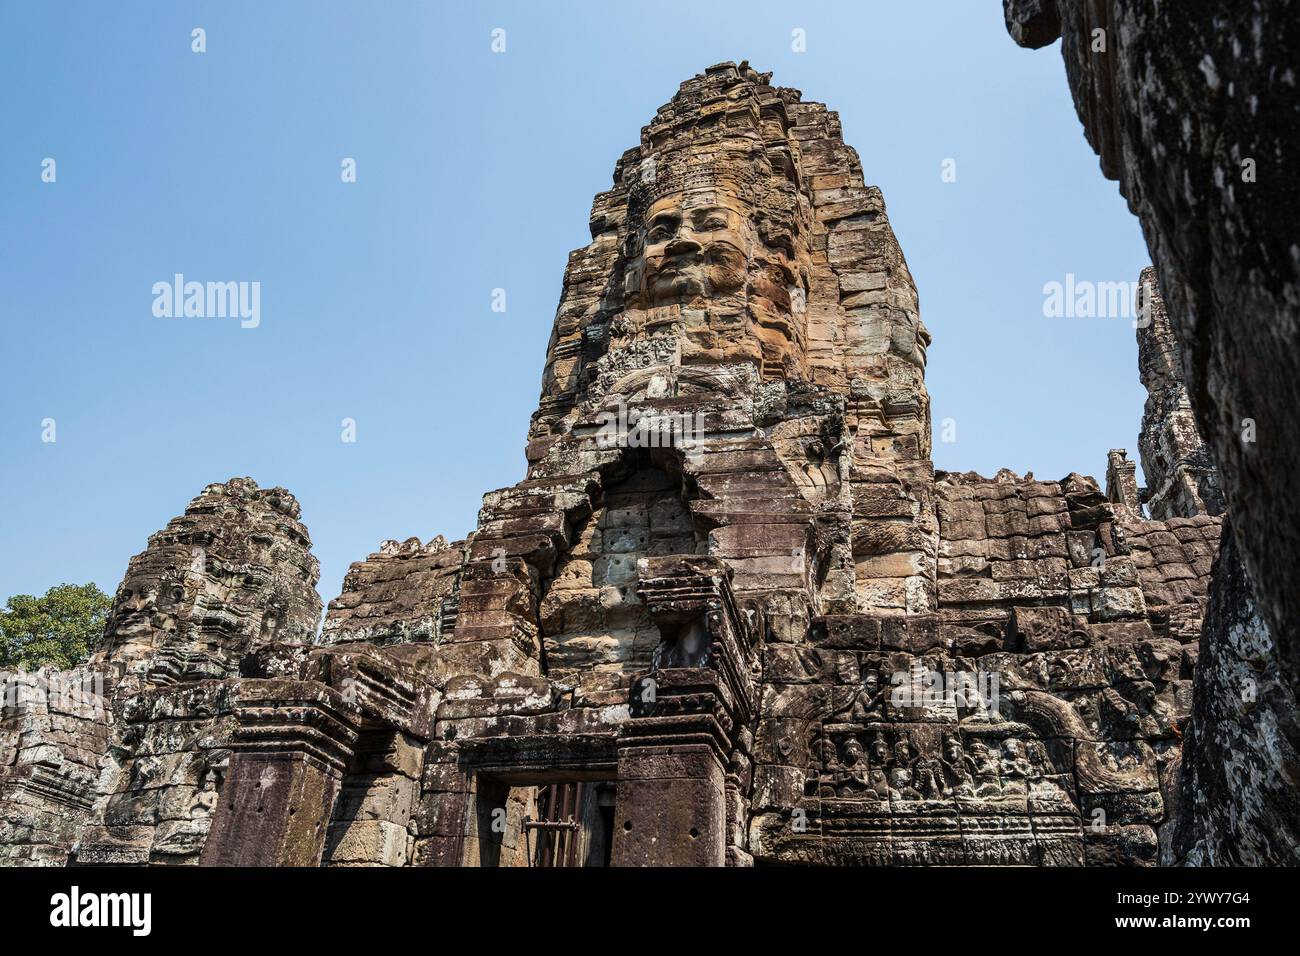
[1105, 449, 1140, 511]
[1134, 268, 1224, 520]
[610, 670, 732, 867]
[612, 740, 726, 867]
[322, 730, 422, 867]
[200, 681, 357, 867]
[609, 558, 757, 867]
[410, 741, 471, 867]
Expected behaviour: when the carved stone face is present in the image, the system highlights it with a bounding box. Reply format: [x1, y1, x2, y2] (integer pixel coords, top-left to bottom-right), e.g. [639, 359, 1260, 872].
[637, 190, 751, 305]
[871, 733, 889, 763]
[108, 547, 203, 642]
[842, 738, 864, 766]
[621, 171, 810, 379]
[104, 544, 282, 677]
[96, 480, 319, 685]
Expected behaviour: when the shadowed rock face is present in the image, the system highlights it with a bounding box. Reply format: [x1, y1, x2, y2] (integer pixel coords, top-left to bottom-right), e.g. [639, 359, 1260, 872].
[1168, 528, 1300, 865]
[97, 477, 322, 684]
[1001, 0, 1300, 713]
[1003, 0, 1300, 865]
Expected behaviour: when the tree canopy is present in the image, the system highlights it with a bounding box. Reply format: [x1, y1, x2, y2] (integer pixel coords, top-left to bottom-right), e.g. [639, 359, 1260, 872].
[0, 583, 112, 670]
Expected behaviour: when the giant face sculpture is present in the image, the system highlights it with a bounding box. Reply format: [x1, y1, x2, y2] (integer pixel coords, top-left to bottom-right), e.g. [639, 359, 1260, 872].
[622, 158, 811, 379]
[103, 545, 239, 678]
[637, 189, 752, 305]
[96, 481, 319, 685]
[106, 545, 205, 649]
[103, 542, 288, 681]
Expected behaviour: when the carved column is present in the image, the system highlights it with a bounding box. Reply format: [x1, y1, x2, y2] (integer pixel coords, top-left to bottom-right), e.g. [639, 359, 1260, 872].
[612, 670, 732, 866]
[611, 557, 756, 867]
[200, 680, 358, 867]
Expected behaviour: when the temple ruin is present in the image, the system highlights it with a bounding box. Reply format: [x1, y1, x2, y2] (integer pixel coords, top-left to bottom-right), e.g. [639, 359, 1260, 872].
[0, 62, 1260, 866]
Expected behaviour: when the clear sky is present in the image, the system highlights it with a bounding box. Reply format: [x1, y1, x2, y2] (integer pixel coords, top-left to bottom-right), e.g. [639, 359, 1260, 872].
[0, 1, 1150, 613]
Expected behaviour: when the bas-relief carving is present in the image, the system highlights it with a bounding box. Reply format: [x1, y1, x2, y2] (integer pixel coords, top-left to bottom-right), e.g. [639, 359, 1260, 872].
[814, 727, 1069, 809]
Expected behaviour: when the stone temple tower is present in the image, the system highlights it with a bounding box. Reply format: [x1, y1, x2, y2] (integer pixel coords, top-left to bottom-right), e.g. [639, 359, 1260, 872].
[2, 64, 1228, 868]
[446, 60, 937, 865]
[522, 60, 934, 632]
[1132, 268, 1225, 520]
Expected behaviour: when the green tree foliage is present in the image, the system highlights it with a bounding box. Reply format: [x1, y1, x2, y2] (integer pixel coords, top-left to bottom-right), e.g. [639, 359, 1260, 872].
[0, 583, 112, 670]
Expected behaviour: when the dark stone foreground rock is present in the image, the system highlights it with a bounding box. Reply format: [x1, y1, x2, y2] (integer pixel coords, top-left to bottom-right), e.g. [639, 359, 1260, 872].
[1004, 0, 1300, 864]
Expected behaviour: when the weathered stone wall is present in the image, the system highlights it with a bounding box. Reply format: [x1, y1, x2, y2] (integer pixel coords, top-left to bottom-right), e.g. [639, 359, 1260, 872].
[0, 665, 109, 865]
[322, 536, 467, 648]
[748, 467, 1216, 866]
[76, 680, 237, 865]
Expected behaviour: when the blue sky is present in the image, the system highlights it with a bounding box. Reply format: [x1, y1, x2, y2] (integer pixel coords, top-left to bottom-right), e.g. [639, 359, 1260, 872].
[0, 1, 1149, 611]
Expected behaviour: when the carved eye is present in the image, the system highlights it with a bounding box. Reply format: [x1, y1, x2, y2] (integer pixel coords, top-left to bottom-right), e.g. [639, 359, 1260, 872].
[702, 218, 728, 231]
[647, 217, 678, 242]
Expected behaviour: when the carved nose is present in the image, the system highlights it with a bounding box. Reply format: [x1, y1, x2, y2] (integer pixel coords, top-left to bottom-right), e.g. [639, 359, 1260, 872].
[664, 237, 702, 257]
